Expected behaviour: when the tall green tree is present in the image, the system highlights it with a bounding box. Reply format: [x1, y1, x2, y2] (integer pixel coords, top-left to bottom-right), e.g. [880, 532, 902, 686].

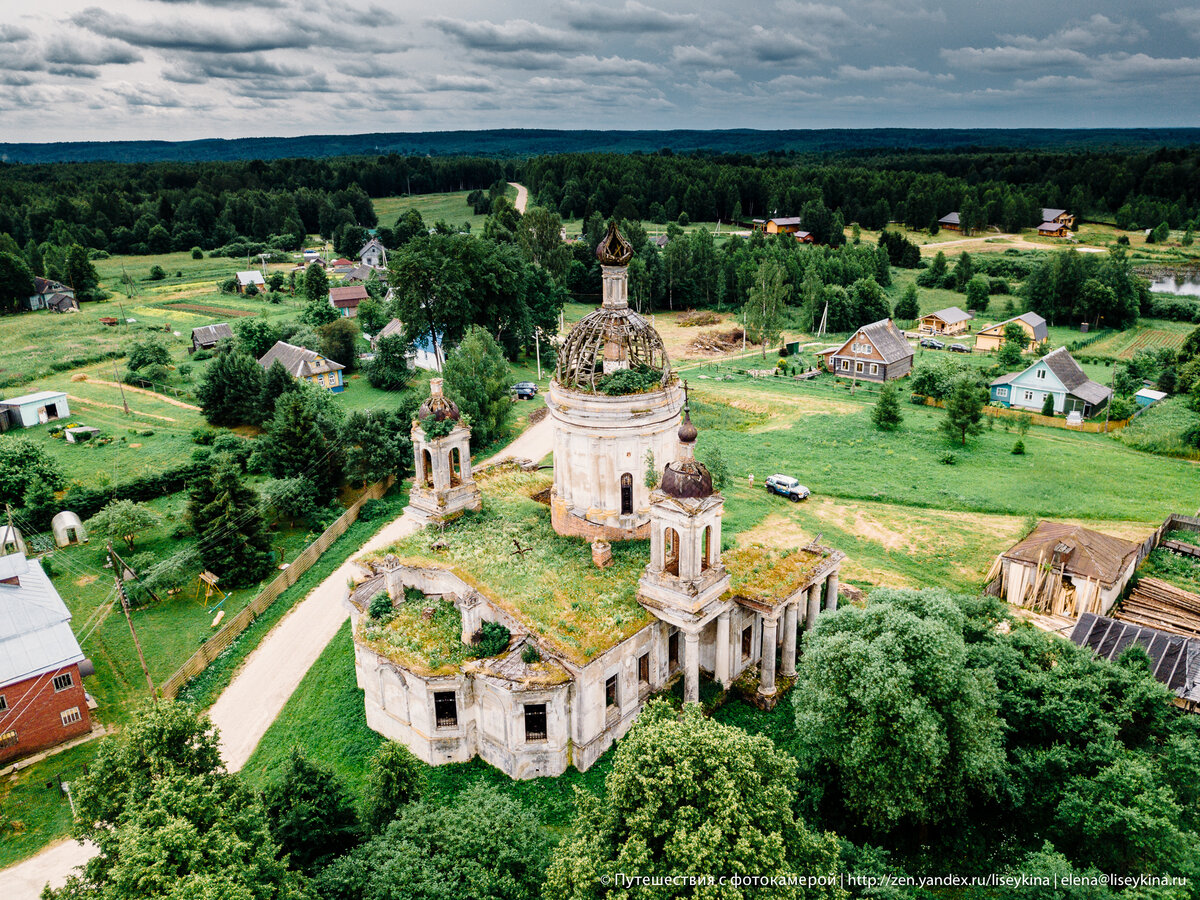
[443, 325, 512, 447]
[0, 251, 35, 312]
[793, 590, 1005, 834]
[64, 243, 101, 300]
[342, 407, 413, 486]
[941, 375, 986, 446]
[362, 740, 424, 831]
[189, 458, 275, 587]
[196, 348, 266, 426]
[0, 435, 65, 506]
[965, 274, 990, 313]
[304, 261, 329, 301]
[262, 749, 361, 874]
[259, 358, 299, 420]
[53, 700, 303, 900]
[546, 701, 842, 899]
[235, 317, 280, 359]
[514, 205, 569, 280]
[894, 283, 920, 322]
[86, 500, 159, 552]
[256, 391, 345, 503]
[872, 381, 903, 431]
[744, 257, 790, 357]
[320, 317, 360, 369]
[366, 334, 413, 391]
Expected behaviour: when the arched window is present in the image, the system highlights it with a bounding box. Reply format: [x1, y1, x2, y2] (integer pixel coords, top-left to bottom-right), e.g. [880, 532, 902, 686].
[450, 447, 462, 487]
[422, 449, 434, 487]
[620, 473, 633, 515]
[702, 525, 712, 571]
[665, 527, 680, 576]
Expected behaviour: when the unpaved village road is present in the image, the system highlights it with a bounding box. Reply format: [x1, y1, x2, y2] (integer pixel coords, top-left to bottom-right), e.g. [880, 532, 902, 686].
[509, 181, 529, 213]
[0, 417, 555, 900]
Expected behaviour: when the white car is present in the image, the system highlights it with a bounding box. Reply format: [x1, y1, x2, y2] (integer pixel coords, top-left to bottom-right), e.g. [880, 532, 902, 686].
[765, 474, 810, 502]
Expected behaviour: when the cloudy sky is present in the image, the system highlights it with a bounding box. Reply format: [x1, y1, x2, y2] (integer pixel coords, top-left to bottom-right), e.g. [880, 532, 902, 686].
[1, 0, 1199, 143]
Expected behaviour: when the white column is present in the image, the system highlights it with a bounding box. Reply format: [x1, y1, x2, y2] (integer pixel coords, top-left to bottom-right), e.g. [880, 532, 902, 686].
[805, 582, 821, 632]
[759, 618, 778, 696]
[684, 631, 700, 704]
[825, 573, 839, 613]
[714, 611, 731, 687]
[780, 601, 798, 677]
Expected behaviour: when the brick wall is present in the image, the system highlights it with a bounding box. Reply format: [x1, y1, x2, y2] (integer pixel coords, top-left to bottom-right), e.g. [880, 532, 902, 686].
[0, 664, 92, 765]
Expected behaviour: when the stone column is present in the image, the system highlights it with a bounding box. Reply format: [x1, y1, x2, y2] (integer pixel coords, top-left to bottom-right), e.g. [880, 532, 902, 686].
[684, 631, 701, 704]
[759, 618, 778, 696]
[805, 582, 821, 632]
[780, 600, 799, 677]
[714, 611, 731, 687]
[825, 572, 839, 613]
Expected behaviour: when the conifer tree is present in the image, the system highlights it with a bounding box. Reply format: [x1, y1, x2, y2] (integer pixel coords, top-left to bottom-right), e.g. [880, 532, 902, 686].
[259, 359, 298, 420]
[894, 283, 920, 322]
[189, 458, 274, 588]
[872, 381, 904, 431]
[257, 392, 344, 503]
[196, 349, 265, 426]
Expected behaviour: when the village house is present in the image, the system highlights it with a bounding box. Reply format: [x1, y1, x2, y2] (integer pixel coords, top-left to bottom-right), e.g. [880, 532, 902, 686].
[329, 285, 369, 318]
[347, 224, 846, 779]
[257, 341, 345, 392]
[993, 522, 1140, 618]
[1037, 222, 1069, 237]
[819, 318, 913, 383]
[359, 237, 387, 269]
[793, 231, 814, 244]
[973, 311, 1048, 352]
[370, 320, 444, 371]
[0, 391, 70, 428]
[235, 271, 266, 293]
[0, 551, 94, 764]
[989, 347, 1111, 417]
[190, 323, 233, 353]
[919, 306, 973, 335]
[760, 216, 803, 235]
[1043, 208, 1076, 229]
[938, 211, 961, 231]
[25, 277, 76, 313]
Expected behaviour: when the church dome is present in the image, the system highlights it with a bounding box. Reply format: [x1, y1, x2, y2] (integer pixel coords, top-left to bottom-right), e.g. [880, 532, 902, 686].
[555, 223, 670, 392]
[418, 377, 460, 422]
[659, 408, 713, 499]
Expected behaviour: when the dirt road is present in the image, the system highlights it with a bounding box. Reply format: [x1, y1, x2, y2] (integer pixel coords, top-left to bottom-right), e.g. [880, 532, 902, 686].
[509, 182, 529, 213]
[481, 413, 552, 467]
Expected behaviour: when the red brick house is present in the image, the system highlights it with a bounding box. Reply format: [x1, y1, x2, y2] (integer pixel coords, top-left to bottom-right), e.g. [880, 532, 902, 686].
[0, 552, 93, 764]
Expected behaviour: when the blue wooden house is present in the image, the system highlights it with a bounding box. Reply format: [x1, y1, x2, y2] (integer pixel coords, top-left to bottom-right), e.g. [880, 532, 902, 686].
[990, 347, 1111, 417]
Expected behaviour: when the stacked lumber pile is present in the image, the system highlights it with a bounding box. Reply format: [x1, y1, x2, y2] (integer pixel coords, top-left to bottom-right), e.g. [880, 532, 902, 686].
[1117, 577, 1200, 638]
[688, 328, 745, 355]
[1162, 539, 1200, 559]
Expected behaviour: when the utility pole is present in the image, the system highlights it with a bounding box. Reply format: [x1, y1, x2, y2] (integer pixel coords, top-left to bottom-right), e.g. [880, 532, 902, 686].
[109, 544, 156, 701]
[113, 361, 131, 415]
[535, 328, 542, 381]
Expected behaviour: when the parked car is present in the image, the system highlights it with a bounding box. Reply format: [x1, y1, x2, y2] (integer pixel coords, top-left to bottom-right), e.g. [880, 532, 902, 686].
[765, 474, 810, 502]
[948, 343, 971, 353]
[511, 382, 539, 399]
[919, 337, 945, 350]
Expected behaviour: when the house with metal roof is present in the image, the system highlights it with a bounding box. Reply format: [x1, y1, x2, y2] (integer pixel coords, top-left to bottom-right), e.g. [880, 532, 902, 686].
[919, 306, 974, 335]
[1042, 208, 1076, 228]
[0, 552, 94, 763]
[818, 318, 913, 382]
[974, 312, 1049, 352]
[359, 237, 387, 268]
[938, 211, 961, 231]
[235, 270, 266, 293]
[257, 341, 345, 392]
[0, 390, 70, 428]
[329, 285, 369, 318]
[25, 277, 76, 312]
[1070, 613, 1200, 712]
[190, 323, 234, 352]
[989, 347, 1111, 417]
[996, 521, 1139, 617]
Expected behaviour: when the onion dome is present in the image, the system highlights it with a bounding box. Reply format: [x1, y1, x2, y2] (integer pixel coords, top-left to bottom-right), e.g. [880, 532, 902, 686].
[596, 222, 634, 266]
[555, 308, 670, 391]
[660, 406, 713, 499]
[418, 377, 460, 422]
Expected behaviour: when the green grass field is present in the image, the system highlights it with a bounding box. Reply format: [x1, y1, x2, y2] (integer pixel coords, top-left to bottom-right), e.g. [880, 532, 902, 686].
[371, 187, 515, 233]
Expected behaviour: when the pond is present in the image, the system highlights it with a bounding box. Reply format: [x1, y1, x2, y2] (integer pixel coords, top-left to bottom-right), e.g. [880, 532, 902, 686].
[1150, 271, 1200, 297]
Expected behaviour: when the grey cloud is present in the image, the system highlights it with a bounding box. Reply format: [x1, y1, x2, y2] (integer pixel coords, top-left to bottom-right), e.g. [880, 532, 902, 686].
[0, 24, 33, 43]
[72, 7, 320, 53]
[563, 1, 695, 33]
[1094, 53, 1200, 80]
[940, 45, 1091, 72]
[1162, 8, 1200, 39]
[836, 65, 951, 82]
[421, 74, 496, 92]
[671, 45, 726, 67]
[430, 17, 583, 53]
[747, 26, 826, 63]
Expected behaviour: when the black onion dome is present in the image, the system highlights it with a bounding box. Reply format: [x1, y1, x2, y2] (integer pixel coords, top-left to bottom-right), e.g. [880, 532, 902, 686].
[660, 459, 713, 500]
[596, 222, 634, 266]
[677, 409, 698, 444]
[418, 380, 460, 422]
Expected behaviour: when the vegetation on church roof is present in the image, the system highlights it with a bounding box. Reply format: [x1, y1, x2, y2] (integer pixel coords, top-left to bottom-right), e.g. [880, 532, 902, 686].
[360, 597, 474, 676]
[594, 365, 672, 396]
[724, 544, 826, 604]
[366, 469, 653, 665]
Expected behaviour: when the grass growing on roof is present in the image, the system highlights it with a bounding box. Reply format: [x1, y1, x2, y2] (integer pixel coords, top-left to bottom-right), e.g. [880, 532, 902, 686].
[369, 469, 652, 664]
[725, 544, 826, 602]
[361, 598, 474, 675]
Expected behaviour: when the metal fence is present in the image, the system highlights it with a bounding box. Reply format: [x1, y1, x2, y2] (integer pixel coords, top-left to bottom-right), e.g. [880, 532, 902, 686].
[159, 477, 395, 698]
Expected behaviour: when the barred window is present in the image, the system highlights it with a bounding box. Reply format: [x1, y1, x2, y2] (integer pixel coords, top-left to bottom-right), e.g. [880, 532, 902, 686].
[433, 691, 458, 728]
[524, 704, 547, 742]
[52, 673, 73, 692]
[60, 707, 82, 727]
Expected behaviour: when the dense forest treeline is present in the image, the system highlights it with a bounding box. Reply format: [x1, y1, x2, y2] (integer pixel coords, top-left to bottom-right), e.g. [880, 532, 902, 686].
[4, 127, 1200, 164]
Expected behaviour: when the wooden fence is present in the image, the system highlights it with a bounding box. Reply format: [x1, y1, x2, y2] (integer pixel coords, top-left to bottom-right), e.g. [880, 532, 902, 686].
[913, 396, 1130, 433]
[1133, 513, 1200, 567]
[159, 476, 395, 699]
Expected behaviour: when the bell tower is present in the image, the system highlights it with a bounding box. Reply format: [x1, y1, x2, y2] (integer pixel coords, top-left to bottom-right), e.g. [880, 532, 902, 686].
[638, 387, 731, 703]
[406, 378, 482, 525]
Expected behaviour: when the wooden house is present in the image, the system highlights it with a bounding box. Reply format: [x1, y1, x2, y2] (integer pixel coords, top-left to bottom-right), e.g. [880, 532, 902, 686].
[974, 312, 1047, 352]
[1042, 208, 1076, 229]
[1037, 222, 1068, 237]
[819, 318, 913, 382]
[762, 216, 803, 235]
[1071, 614, 1200, 712]
[359, 237, 387, 269]
[329, 285, 369, 318]
[938, 212, 961, 231]
[25, 277, 75, 312]
[371, 318, 405, 351]
[989, 347, 1110, 417]
[0, 551, 94, 764]
[996, 522, 1139, 617]
[235, 271, 266, 293]
[919, 306, 973, 335]
[257, 341, 345, 392]
[191, 323, 234, 353]
[793, 231, 814, 244]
